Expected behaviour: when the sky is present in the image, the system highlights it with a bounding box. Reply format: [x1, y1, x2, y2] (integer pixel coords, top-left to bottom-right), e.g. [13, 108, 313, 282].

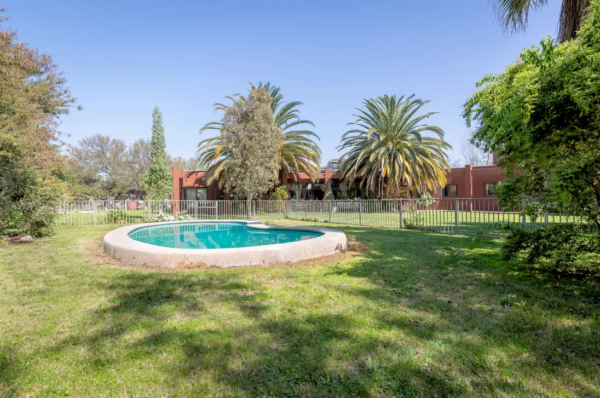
[4, 0, 562, 166]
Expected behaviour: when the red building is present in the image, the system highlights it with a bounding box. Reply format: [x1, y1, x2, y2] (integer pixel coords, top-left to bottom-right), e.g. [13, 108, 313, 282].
[171, 156, 505, 203]
[171, 165, 342, 201]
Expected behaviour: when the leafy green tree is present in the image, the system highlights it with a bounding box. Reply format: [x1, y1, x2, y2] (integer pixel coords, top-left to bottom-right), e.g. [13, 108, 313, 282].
[198, 82, 321, 183]
[68, 134, 133, 199]
[0, 10, 76, 236]
[169, 155, 200, 171]
[141, 107, 172, 200]
[464, 0, 600, 228]
[129, 138, 152, 196]
[338, 95, 451, 198]
[491, 0, 590, 42]
[219, 88, 282, 217]
[66, 134, 199, 200]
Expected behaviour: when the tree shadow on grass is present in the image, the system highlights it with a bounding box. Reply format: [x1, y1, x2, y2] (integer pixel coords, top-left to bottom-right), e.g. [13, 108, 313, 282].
[0, 348, 20, 398]
[38, 225, 600, 397]
[329, 226, 600, 397]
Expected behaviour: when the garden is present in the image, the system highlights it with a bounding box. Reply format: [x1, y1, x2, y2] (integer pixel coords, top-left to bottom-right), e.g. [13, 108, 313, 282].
[2, 1, 600, 397]
[1, 221, 599, 397]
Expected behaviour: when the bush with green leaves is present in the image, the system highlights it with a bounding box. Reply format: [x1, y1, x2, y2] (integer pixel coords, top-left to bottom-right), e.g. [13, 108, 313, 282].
[105, 211, 129, 224]
[0, 163, 65, 237]
[270, 185, 289, 201]
[502, 224, 600, 269]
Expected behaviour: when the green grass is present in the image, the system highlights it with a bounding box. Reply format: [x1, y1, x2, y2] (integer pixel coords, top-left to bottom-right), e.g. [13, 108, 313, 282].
[286, 211, 584, 237]
[1, 221, 599, 397]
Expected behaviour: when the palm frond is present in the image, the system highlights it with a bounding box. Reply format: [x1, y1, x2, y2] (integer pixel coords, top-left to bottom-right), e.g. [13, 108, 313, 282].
[491, 0, 549, 33]
[339, 94, 451, 198]
[198, 82, 322, 182]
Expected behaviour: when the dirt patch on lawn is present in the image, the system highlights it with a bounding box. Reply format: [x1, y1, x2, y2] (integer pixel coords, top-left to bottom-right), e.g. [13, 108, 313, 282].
[78, 236, 127, 268]
[180, 238, 370, 270]
[80, 235, 369, 272]
[4, 236, 35, 245]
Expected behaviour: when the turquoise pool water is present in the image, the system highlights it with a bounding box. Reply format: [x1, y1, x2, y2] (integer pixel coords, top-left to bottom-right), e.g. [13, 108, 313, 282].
[128, 222, 322, 249]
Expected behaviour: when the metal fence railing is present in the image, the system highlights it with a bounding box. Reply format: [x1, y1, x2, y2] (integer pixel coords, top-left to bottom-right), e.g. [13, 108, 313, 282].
[56, 198, 587, 237]
[286, 198, 588, 237]
[55, 200, 286, 227]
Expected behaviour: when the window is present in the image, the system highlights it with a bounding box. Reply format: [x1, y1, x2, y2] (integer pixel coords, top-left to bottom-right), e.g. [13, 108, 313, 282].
[290, 183, 314, 200]
[185, 188, 208, 200]
[441, 184, 457, 197]
[484, 183, 498, 196]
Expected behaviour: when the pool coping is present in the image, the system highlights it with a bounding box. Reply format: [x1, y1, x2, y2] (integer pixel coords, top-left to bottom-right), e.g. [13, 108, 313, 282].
[102, 220, 347, 268]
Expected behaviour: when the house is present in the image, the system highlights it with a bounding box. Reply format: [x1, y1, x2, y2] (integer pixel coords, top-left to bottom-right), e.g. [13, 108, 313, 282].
[170, 165, 343, 201]
[434, 164, 505, 210]
[171, 155, 506, 202]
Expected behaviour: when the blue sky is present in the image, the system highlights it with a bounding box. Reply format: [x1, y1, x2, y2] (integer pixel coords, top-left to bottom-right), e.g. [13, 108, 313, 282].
[5, 0, 561, 165]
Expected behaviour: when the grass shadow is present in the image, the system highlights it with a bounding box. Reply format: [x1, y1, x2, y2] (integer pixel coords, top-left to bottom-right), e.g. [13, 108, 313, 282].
[3, 223, 599, 397]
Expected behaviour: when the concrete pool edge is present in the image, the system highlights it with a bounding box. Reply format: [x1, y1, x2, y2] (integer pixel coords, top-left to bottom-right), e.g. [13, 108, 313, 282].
[102, 220, 348, 268]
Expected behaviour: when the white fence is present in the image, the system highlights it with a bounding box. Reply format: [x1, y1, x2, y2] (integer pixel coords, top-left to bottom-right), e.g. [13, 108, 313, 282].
[55, 200, 286, 226]
[56, 198, 587, 237]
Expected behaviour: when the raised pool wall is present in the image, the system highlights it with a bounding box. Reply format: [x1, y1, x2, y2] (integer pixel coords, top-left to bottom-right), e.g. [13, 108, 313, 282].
[103, 220, 347, 268]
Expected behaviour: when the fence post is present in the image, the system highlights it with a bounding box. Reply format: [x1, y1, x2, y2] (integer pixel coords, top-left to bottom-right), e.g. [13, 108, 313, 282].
[399, 200, 403, 229]
[454, 199, 459, 234]
[522, 198, 526, 226]
[215, 201, 219, 220]
[359, 200, 362, 226]
[328, 201, 332, 223]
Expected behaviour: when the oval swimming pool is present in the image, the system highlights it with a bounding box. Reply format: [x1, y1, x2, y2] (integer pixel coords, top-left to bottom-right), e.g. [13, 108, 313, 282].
[103, 220, 347, 268]
[128, 222, 322, 249]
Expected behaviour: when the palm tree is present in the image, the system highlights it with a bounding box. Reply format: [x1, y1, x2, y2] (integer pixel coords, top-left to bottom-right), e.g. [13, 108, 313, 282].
[198, 82, 321, 186]
[337, 95, 451, 198]
[492, 0, 590, 42]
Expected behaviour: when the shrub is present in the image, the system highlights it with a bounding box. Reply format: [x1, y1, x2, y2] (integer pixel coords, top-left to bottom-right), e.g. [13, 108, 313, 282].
[0, 165, 65, 237]
[145, 211, 193, 223]
[270, 185, 289, 201]
[502, 224, 600, 268]
[105, 211, 129, 224]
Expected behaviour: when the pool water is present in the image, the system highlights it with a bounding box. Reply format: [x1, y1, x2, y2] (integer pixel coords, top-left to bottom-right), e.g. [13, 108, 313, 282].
[128, 222, 322, 249]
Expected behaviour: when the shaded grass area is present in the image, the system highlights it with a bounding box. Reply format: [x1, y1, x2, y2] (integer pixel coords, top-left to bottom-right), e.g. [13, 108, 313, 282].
[0, 221, 599, 397]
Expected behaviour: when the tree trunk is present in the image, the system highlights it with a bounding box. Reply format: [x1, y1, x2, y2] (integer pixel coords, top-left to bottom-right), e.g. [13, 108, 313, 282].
[558, 0, 590, 43]
[247, 196, 252, 219]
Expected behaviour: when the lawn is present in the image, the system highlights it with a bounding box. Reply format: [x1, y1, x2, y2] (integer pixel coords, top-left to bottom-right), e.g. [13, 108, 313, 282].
[286, 211, 584, 237]
[1, 221, 599, 397]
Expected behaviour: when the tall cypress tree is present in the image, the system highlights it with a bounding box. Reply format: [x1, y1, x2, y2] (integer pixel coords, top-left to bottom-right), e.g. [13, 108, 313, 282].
[141, 107, 172, 200]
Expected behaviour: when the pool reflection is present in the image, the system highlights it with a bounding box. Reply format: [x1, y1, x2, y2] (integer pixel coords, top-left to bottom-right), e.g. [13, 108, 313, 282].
[128, 222, 321, 249]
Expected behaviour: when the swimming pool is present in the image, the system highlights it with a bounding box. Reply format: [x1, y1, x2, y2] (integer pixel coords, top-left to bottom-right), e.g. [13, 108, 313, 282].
[103, 220, 347, 268]
[128, 222, 322, 249]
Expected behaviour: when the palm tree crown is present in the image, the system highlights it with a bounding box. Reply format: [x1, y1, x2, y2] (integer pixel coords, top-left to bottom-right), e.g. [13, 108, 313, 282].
[338, 95, 451, 198]
[198, 82, 321, 186]
[492, 0, 590, 42]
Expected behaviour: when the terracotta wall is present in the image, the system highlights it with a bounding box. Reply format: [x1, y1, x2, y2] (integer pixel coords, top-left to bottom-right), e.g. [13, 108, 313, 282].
[172, 163, 506, 212]
[171, 166, 223, 201]
[440, 165, 504, 198]
[434, 165, 505, 211]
